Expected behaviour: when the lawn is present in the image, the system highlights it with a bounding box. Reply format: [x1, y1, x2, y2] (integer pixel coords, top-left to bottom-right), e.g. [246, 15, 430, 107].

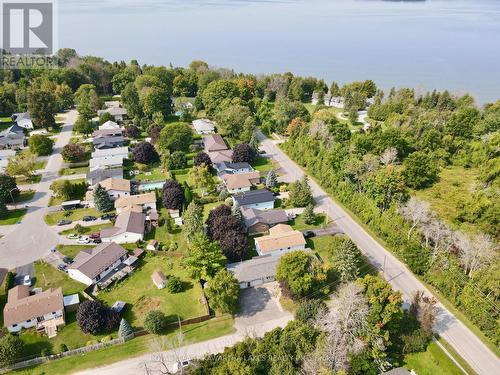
[415, 166, 480, 234]
[34, 160, 47, 171]
[16, 174, 42, 185]
[56, 244, 93, 259]
[124, 160, 170, 181]
[15, 190, 35, 203]
[58, 223, 114, 236]
[202, 201, 221, 220]
[44, 207, 102, 226]
[59, 165, 89, 176]
[34, 261, 85, 295]
[98, 253, 207, 328]
[0, 208, 27, 225]
[15, 316, 235, 375]
[403, 340, 467, 375]
[289, 213, 326, 231]
[252, 156, 275, 173]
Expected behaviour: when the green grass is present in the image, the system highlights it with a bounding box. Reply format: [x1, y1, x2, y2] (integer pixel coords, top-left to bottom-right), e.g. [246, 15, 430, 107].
[124, 161, 170, 181]
[44, 208, 102, 226]
[437, 337, 479, 375]
[0, 208, 27, 225]
[59, 165, 89, 176]
[15, 190, 35, 203]
[34, 261, 86, 295]
[58, 223, 114, 236]
[98, 253, 207, 328]
[34, 160, 47, 171]
[403, 341, 466, 375]
[16, 174, 42, 185]
[202, 201, 221, 220]
[48, 180, 87, 207]
[144, 209, 188, 251]
[56, 244, 94, 259]
[252, 156, 275, 173]
[289, 213, 326, 231]
[15, 316, 235, 375]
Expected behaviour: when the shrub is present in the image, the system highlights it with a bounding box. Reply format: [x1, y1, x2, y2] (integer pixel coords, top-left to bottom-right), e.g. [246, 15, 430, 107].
[41, 348, 51, 357]
[77, 300, 119, 335]
[61, 143, 86, 163]
[59, 343, 68, 352]
[143, 310, 167, 334]
[167, 151, 187, 170]
[4, 271, 15, 293]
[100, 335, 113, 343]
[295, 299, 327, 323]
[0, 334, 23, 367]
[29, 135, 54, 156]
[86, 340, 99, 346]
[133, 142, 159, 164]
[118, 318, 134, 338]
[166, 276, 183, 293]
[402, 328, 432, 354]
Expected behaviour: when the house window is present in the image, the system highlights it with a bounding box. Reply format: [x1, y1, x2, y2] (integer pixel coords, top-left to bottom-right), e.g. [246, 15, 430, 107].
[12, 324, 17, 327]
[52, 312, 56, 315]
[26, 319, 31, 323]
[96, 274, 101, 281]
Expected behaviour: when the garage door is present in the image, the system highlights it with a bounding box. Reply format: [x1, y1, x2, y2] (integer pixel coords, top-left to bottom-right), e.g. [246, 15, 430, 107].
[250, 279, 264, 287]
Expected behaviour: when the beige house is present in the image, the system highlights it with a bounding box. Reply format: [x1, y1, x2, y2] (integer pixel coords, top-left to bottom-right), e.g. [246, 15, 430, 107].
[151, 271, 167, 289]
[100, 211, 145, 244]
[254, 224, 306, 256]
[3, 286, 65, 337]
[222, 171, 261, 193]
[203, 134, 228, 152]
[114, 191, 157, 214]
[208, 150, 233, 163]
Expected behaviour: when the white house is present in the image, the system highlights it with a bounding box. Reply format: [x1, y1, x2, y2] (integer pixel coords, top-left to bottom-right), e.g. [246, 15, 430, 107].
[233, 189, 275, 210]
[89, 155, 124, 171]
[100, 211, 145, 244]
[114, 191, 157, 214]
[12, 112, 34, 130]
[99, 120, 121, 130]
[222, 171, 261, 194]
[227, 255, 281, 289]
[215, 161, 253, 175]
[97, 107, 128, 122]
[0, 149, 15, 172]
[99, 177, 131, 199]
[91, 146, 129, 160]
[3, 286, 65, 336]
[254, 224, 306, 256]
[192, 119, 215, 135]
[68, 242, 129, 286]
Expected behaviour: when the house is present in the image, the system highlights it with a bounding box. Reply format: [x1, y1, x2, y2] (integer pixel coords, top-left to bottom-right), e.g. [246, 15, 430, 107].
[89, 155, 124, 171]
[3, 285, 65, 336]
[100, 210, 145, 244]
[99, 178, 131, 199]
[242, 207, 289, 234]
[151, 271, 167, 289]
[227, 255, 281, 289]
[0, 123, 25, 150]
[146, 211, 160, 228]
[93, 136, 125, 150]
[203, 134, 227, 152]
[0, 149, 15, 172]
[254, 224, 306, 256]
[215, 161, 253, 175]
[93, 128, 124, 138]
[97, 107, 128, 122]
[87, 167, 123, 186]
[104, 101, 121, 109]
[311, 92, 344, 108]
[11, 112, 33, 129]
[146, 239, 159, 251]
[208, 150, 233, 164]
[114, 191, 157, 214]
[99, 120, 121, 130]
[222, 171, 261, 193]
[233, 189, 275, 210]
[68, 242, 129, 286]
[91, 146, 129, 160]
[192, 119, 215, 135]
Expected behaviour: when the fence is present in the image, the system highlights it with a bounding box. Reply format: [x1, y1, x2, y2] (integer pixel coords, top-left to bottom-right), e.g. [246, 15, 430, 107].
[0, 333, 135, 373]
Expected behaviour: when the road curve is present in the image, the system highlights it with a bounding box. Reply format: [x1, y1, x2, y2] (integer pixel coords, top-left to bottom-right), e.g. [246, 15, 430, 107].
[257, 130, 500, 375]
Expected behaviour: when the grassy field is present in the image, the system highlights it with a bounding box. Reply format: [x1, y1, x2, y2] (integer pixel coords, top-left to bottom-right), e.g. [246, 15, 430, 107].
[124, 160, 170, 181]
[403, 340, 466, 375]
[415, 166, 480, 234]
[34, 160, 47, 171]
[252, 156, 275, 173]
[15, 315, 235, 375]
[44, 208, 102, 226]
[0, 208, 27, 225]
[59, 165, 89, 176]
[289, 213, 326, 231]
[16, 174, 42, 185]
[98, 253, 207, 328]
[56, 244, 94, 259]
[144, 208, 188, 251]
[34, 261, 86, 295]
[58, 223, 113, 236]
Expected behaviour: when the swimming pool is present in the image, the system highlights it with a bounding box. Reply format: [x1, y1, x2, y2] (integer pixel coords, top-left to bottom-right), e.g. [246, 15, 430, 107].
[138, 181, 165, 191]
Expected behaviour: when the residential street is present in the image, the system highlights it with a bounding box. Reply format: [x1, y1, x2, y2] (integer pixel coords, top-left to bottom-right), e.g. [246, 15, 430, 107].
[256, 130, 500, 375]
[0, 110, 78, 270]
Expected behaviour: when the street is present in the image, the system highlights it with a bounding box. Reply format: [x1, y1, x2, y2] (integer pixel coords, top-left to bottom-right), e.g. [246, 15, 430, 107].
[256, 130, 500, 375]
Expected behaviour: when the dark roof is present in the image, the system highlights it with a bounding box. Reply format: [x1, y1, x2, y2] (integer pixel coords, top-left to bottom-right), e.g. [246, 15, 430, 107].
[68, 242, 127, 279]
[217, 161, 251, 170]
[242, 208, 288, 228]
[0, 123, 25, 136]
[233, 189, 274, 206]
[227, 255, 280, 284]
[93, 136, 125, 148]
[87, 167, 124, 184]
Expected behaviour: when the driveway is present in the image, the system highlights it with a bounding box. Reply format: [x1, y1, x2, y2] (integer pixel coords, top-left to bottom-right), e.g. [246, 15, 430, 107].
[14, 262, 34, 285]
[256, 130, 500, 375]
[0, 110, 78, 270]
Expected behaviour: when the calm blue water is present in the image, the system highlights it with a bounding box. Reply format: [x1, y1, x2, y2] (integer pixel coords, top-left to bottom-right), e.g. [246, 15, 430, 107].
[59, 0, 500, 103]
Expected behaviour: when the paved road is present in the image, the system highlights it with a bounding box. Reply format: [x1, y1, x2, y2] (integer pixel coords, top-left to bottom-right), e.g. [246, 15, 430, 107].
[0, 110, 78, 270]
[257, 131, 500, 375]
[74, 285, 293, 375]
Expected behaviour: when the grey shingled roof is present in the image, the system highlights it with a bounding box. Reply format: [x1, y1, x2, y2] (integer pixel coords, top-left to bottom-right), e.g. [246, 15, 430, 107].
[68, 242, 127, 279]
[242, 207, 288, 228]
[233, 189, 274, 206]
[227, 255, 280, 284]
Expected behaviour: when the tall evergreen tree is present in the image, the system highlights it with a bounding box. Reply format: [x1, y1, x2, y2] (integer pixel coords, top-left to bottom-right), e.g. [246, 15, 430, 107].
[266, 169, 278, 189]
[118, 318, 133, 338]
[93, 184, 113, 212]
[232, 200, 243, 223]
[303, 204, 316, 225]
[183, 202, 204, 240]
[332, 239, 362, 283]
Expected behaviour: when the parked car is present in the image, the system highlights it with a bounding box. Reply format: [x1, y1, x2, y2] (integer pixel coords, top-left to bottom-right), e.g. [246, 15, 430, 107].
[67, 233, 79, 240]
[92, 238, 102, 244]
[50, 247, 57, 253]
[303, 231, 315, 238]
[89, 232, 100, 239]
[172, 360, 191, 373]
[62, 256, 73, 264]
[57, 264, 68, 272]
[76, 237, 90, 244]
[23, 275, 31, 286]
[101, 213, 116, 221]
[57, 220, 72, 226]
[82, 216, 97, 222]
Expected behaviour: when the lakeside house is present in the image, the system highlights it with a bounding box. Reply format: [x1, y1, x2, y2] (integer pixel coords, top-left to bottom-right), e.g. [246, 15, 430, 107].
[203, 134, 228, 152]
[100, 210, 146, 244]
[114, 191, 157, 214]
[254, 224, 306, 256]
[192, 119, 216, 135]
[3, 286, 65, 337]
[68, 242, 130, 286]
[11, 112, 33, 130]
[242, 207, 289, 234]
[311, 92, 344, 108]
[222, 171, 261, 193]
[232, 189, 275, 210]
[104, 101, 121, 109]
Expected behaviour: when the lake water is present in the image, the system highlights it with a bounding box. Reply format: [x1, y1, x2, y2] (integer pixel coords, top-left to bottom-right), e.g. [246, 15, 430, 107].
[59, 0, 500, 103]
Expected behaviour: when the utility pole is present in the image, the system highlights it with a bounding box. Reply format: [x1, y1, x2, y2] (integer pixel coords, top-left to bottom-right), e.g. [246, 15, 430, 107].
[382, 255, 387, 274]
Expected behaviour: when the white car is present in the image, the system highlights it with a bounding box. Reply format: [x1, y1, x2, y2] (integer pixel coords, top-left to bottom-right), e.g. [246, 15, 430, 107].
[76, 237, 90, 244]
[172, 360, 191, 373]
[67, 233, 79, 240]
[23, 275, 31, 286]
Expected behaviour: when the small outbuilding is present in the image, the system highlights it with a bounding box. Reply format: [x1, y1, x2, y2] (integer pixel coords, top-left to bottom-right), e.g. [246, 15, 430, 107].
[151, 271, 167, 289]
[63, 294, 80, 313]
[146, 240, 159, 251]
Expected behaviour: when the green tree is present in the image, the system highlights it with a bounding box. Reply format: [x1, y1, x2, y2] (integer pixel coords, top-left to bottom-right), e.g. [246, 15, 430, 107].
[302, 204, 316, 225]
[166, 276, 183, 293]
[273, 98, 310, 135]
[276, 251, 329, 298]
[215, 105, 252, 139]
[183, 202, 204, 240]
[0, 174, 19, 205]
[0, 334, 24, 367]
[27, 87, 57, 130]
[364, 167, 408, 211]
[288, 176, 314, 207]
[158, 122, 193, 153]
[61, 143, 86, 162]
[118, 318, 133, 338]
[93, 183, 113, 212]
[29, 135, 54, 156]
[121, 82, 142, 118]
[188, 164, 214, 196]
[185, 233, 226, 280]
[140, 86, 171, 118]
[143, 310, 166, 334]
[331, 238, 362, 283]
[205, 269, 240, 314]
[166, 151, 187, 170]
[6, 153, 36, 181]
[403, 151, 439, 189]
[266, 169, 278, 189]
[201, 80, 240, 116]
[73, 116, 94, 136]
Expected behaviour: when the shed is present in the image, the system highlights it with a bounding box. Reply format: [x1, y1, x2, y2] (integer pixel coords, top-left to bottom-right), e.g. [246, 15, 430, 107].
[147, 240, 159, 251]
[111, 301, 126, 313]
[133, 248, 145, 258]
[61, 200, 82, 211]
[151, 271, 167, 289]
[63, 294, 80, 312]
